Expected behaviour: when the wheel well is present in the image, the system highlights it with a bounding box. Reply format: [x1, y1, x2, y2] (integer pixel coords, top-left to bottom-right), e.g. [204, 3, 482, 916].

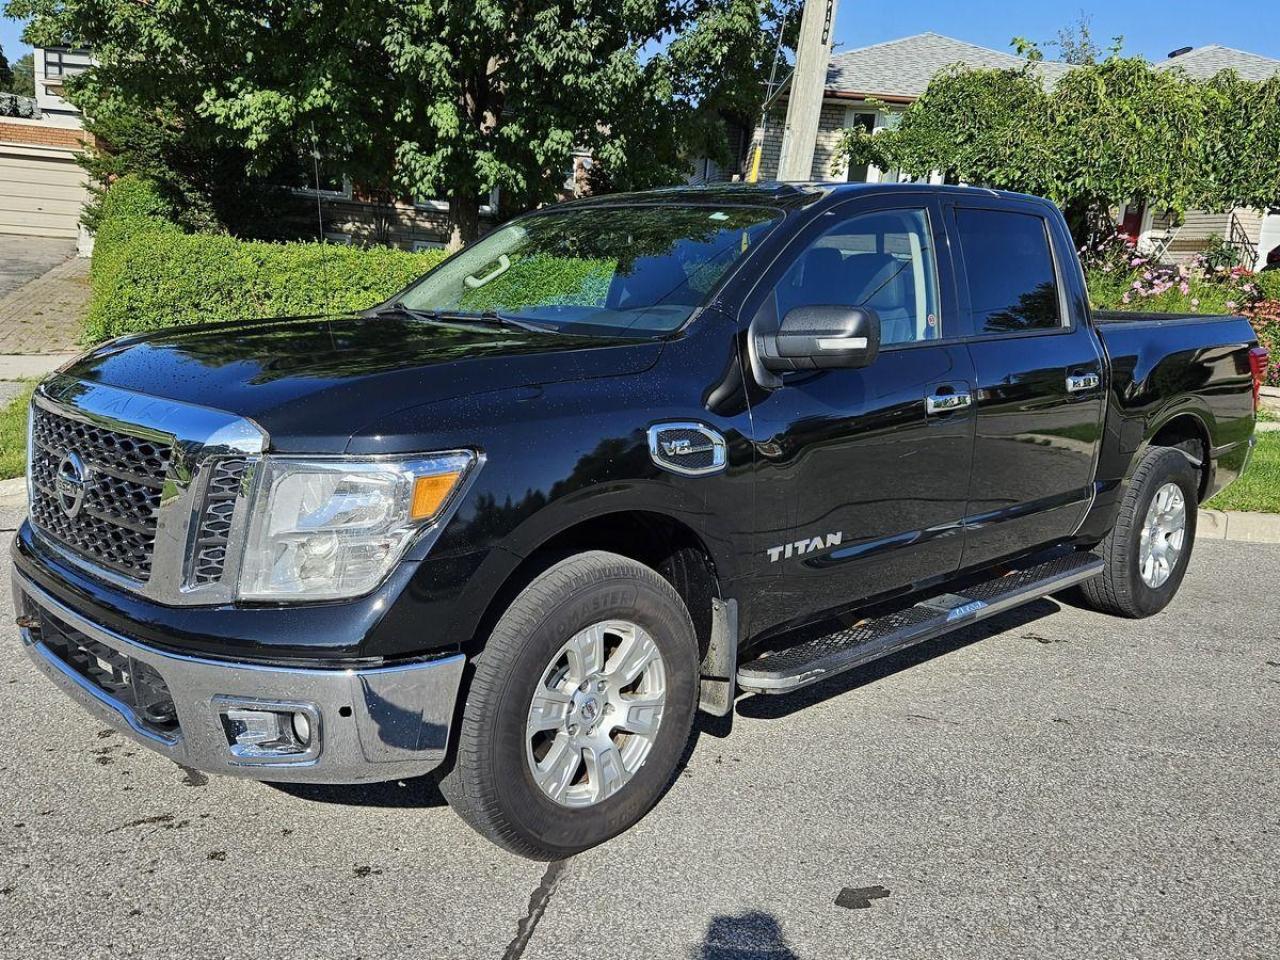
[1148, 415, 1210, 501]
[467, 511, 721, 659]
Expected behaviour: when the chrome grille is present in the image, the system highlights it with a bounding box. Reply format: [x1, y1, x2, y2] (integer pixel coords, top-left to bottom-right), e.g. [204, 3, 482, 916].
[190, 458, 249, 585]
[29, 404, 173, 581]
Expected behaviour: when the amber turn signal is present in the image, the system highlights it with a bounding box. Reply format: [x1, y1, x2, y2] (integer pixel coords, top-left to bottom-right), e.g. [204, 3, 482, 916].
[411, 471, 464, 521]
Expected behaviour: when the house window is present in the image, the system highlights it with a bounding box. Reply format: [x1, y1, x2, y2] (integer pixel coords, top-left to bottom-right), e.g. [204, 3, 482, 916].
[412, 239, 446, 252]
[290, 157, 352, 199]
[844, 112, 876, 183]
[415, 189, 498, 213]
[43, 48, 92, 81]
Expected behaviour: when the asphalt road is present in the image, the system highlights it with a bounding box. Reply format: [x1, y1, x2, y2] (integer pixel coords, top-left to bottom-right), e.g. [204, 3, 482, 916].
[1, 490, 1277, 960]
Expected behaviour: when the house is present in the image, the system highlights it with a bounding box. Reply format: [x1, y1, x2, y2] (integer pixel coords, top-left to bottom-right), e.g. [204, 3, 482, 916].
[0, 46, 93, 243]
[32, 46, 92, 125]
[740, 33, 1280, 269]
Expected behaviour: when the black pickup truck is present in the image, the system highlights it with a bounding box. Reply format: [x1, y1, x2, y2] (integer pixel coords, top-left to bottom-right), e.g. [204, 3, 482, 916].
[12, 183, 1266, 859]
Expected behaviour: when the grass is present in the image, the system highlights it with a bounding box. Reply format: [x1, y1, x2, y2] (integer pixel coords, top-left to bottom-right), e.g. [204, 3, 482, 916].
[0, 382, 34, 480]
[1206, 432, 1280, 513]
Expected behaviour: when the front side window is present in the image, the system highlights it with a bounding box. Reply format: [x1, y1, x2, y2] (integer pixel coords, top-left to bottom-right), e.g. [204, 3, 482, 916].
[955, 208, 1063, 334]
[399, 204, 780, 338]
[772, 207, 941, 345]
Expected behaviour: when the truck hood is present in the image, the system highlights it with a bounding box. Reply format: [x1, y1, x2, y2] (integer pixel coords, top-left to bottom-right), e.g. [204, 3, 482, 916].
[63, 313, 665, 452]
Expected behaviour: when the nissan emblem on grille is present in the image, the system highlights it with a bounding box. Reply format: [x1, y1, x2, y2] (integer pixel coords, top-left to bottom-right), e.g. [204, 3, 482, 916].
[55, 451, 90, 518]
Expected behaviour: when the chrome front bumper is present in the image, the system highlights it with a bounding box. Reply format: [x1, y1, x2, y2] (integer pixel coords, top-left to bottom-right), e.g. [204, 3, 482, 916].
[13, 572, 466, 784]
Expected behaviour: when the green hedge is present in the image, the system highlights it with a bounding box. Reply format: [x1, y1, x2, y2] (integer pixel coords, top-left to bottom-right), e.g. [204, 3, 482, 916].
[86, 176, 447, 342]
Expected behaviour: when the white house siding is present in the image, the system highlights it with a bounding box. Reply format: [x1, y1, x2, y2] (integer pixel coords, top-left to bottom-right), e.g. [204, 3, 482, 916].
[1258, 211, 1280, 266]
[747, 98, 889, 183]
[1163, 208, 1266, 267]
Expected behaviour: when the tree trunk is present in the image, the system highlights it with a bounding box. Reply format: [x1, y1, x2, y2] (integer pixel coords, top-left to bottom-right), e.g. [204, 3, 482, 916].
[447, 194, 481, 250]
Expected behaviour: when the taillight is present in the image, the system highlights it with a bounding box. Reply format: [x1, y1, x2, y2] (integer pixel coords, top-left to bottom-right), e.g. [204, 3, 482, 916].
[1249, 346, 1270, 412]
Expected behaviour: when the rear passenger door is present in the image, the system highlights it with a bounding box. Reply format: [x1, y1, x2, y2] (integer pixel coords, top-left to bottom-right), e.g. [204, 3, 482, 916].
[948, 198, 1106, 568]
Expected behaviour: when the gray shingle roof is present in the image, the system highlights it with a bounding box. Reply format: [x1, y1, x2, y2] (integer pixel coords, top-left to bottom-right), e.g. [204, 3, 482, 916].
[825, 34, 1279, 101]
[1153, 44, 1280, 81]
[825, 32, 1071, 98]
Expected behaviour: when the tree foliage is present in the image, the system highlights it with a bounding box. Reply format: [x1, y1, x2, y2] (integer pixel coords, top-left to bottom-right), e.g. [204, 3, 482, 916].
[0, 44, 12, 91]
[9, 52, 34, 96]
[833, 51, 1280, 242]
[11, 0, 790, 244]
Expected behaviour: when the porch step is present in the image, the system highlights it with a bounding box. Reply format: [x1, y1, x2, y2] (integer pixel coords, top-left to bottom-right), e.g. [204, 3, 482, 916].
[736, 551, 1103, 695]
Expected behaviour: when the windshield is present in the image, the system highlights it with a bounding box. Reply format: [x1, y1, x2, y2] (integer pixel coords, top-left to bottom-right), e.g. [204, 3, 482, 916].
[397, 204, 781, 338]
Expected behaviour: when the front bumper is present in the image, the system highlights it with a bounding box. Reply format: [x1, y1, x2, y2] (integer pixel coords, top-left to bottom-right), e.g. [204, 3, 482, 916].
[13, 570, 466, 784]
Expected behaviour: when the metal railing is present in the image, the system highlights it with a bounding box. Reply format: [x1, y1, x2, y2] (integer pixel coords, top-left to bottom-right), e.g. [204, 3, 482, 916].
[1228, 211, 1259, 269]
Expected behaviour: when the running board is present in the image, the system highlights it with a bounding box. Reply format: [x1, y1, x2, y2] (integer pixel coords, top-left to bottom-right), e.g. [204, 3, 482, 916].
[736, 552, 1103, 696]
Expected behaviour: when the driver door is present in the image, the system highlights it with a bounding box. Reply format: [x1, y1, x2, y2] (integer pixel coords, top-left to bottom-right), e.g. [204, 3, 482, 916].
[744, 195, 977, 634]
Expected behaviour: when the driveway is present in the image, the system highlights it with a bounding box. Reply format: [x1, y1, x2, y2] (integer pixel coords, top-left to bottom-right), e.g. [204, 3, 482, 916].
[1, 491, 1276, 959]
[0, 236, 76, 299]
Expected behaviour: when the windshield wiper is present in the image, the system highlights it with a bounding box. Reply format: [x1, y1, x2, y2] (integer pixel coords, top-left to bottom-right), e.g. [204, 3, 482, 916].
[373, 304, 555, 334]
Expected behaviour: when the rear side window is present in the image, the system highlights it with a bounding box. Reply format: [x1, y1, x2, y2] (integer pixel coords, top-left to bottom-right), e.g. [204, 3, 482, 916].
[955, 209, 1063, 334]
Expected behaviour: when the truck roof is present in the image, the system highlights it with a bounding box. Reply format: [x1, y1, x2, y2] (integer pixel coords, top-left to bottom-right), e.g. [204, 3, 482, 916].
[562, 180, 1050, 212]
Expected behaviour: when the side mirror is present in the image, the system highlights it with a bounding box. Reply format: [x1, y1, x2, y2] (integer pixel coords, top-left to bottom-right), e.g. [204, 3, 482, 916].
[758, 305, 881, 373]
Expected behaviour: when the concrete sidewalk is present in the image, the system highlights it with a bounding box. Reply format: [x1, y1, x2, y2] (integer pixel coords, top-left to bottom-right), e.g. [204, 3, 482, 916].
[0, 255, 90, 356]
[0, 250, 91, 405]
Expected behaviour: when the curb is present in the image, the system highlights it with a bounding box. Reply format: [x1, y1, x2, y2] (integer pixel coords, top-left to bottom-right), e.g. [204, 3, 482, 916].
[1261, 386, 1280, 417]
[1198, 509, 1280, 544]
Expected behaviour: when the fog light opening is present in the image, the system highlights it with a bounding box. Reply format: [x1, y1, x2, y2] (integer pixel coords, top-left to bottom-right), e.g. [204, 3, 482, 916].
[214, 698, 320, 763]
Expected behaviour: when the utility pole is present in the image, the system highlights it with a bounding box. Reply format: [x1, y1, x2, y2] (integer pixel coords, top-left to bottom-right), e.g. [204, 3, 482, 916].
[775, 0, 839, 182]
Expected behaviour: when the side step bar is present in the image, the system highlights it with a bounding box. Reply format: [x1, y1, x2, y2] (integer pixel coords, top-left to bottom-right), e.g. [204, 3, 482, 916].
[736, 551, 1103, 696]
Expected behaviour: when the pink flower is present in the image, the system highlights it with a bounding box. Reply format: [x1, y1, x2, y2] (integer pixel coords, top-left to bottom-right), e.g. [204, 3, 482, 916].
[1191, 298, 1200, 308]
[1122, 292, 1132, 304]
[1226, 300, 1237, 311]
[1179, 281, 1190, 295]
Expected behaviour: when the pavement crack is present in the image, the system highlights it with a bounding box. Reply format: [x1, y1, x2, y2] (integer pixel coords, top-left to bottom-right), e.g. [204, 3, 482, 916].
[502, 858, 569, 960]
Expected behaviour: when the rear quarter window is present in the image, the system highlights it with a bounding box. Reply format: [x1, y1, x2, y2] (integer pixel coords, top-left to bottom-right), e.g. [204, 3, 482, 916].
[955, 208, 1063, 334]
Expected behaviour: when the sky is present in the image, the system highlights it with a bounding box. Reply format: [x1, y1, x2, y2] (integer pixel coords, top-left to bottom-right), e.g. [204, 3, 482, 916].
[3, 1, 1280, 66]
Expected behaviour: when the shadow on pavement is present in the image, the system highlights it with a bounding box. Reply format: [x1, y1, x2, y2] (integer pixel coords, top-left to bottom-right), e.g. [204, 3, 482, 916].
[692, 911, 800, 959]
[735, 598, 1060, 720]
[269, 772, 448, 808]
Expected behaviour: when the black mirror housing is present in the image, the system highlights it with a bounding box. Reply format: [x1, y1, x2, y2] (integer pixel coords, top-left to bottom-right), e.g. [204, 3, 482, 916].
[759, 305, 881, 373]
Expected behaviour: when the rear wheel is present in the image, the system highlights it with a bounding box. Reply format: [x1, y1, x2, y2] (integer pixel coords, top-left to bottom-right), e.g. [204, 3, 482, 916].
[439, 551, 699, 859]
[1078, 446, 1199, 618]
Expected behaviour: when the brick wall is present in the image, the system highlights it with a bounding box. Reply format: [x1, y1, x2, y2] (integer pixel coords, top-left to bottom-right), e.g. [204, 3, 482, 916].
[0, 120, 92, 150]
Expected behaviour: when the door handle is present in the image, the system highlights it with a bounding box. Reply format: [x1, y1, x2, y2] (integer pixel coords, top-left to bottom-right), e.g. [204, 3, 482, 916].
[1066, 372, 1101, 393]
[926, 392, 973, 414]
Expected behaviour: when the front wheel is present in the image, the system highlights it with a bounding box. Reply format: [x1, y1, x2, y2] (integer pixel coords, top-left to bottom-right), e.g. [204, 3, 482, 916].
[439, 551, 699, 859]
[1077, 446, 1199, 618]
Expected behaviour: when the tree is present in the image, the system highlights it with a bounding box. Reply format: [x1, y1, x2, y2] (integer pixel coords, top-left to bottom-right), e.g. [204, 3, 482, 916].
[833, 52, 1280, 244]
[1045, 13, 1120, 66]
[11, 52, 34, 96]
[11, 0, 787, 246]
[0, 43, 12, 91]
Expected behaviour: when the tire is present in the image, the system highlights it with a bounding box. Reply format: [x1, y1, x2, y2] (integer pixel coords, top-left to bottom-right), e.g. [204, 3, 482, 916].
[439, 550, 700, 859]
[1077, 446, 1199, 618]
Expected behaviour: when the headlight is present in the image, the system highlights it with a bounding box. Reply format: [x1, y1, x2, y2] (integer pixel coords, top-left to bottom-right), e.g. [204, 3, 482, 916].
[238, 451, 476, 601]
